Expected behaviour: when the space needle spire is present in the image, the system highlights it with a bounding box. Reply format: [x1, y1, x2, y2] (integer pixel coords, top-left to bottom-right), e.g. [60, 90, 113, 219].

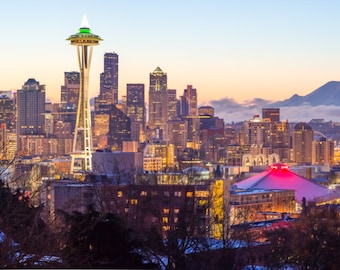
[67, 15, 102, 178]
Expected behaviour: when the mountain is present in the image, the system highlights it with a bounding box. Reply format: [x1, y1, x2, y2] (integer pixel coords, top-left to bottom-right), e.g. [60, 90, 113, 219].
[268, 81, 340, 107]
[211, 81, 340, 123]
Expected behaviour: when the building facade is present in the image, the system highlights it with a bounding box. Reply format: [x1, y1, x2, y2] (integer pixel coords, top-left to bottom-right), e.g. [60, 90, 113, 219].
[16, 78, 46, 154]
[100, 52, 119, 104]
[148, 67, 168, 135]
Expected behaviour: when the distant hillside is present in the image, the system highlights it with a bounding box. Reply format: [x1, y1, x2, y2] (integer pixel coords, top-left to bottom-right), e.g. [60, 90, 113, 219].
[269, 81, 340, 107]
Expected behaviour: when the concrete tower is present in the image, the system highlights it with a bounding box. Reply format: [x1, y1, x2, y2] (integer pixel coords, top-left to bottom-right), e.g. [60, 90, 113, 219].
[67, 15, 102, 176]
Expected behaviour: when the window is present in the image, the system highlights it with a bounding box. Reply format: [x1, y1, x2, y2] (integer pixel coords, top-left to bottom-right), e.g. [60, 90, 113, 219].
[130, 199, 138, 205]
[186, 191, 193, 197]
[174, 191, 182, 197]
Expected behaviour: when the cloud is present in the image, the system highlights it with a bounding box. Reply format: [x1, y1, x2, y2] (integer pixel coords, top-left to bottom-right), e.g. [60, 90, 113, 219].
[205, 98, 340, 123]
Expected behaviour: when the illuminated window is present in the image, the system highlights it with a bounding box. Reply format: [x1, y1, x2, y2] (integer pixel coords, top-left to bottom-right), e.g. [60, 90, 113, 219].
[174, 208, 180, 214]
[140, 191, 147, 196]
[163, 226, 170, 231]
[163, 208, 170, 214]
[195, 190, 209, 197]
[117, 191, 123, 198]
[162, 217, 169, 223]
[130, 199, 138, 205]
[186, 192, 193, 197]
[174, 217, 179, 223]
[174, 191, 182, 197]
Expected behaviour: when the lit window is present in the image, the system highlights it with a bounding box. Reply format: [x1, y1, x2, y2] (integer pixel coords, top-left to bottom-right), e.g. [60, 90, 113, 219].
[140, 191, 147, 196]
[130, 199, 138, 205]
[162, 217, 169, 223]
[117, 191, 123, 198]
[163, 208, 170, 214]
[174, 191, 182, 197]
[186, 192, 193, 197]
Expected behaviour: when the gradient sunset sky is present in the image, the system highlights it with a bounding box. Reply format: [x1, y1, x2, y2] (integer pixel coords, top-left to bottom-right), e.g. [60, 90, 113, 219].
[1, 0, 340, 107]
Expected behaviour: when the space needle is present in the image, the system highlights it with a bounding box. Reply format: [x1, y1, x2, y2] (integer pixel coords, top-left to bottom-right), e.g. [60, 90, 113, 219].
[67, 15, 102, 178]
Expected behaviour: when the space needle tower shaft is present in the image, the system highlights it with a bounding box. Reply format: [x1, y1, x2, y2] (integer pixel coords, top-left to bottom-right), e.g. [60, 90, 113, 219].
[67, 15, 102, 176]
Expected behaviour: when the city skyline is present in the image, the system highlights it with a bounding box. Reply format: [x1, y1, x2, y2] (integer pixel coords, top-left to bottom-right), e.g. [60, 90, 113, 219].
[2, 1, 340, 110]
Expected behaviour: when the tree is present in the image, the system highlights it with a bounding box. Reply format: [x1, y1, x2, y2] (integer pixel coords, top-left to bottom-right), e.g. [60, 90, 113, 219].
[58, 206, 155, 269]
[265, 205, 340, 269]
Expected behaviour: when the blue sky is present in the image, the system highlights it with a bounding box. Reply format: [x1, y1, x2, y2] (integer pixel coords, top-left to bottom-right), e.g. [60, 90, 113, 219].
[1, 1, 340, 115]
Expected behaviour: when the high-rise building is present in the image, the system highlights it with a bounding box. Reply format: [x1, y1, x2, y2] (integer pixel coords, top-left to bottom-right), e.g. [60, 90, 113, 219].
[61, 72, 80, 109]
[148, 67, 167, 133]
[107, 104, 131, 151]
[126, 84, 145, 125]
[126, 83, 145, 142]
[16, 78, 46, 154]
[0, 91, 15, 132]
[67, 15, 102, 175]
[167, 89, 178, 121]
[100, 52, 118, 104]
[270, 120, 291, 163]
[60, 71, 80, 130]
[198, 106, 214, 117]
[262, 108, 280, 122]
[312, 137, 335, 166]
[292, 122, 313, 165]
[179, 85, 199, 148]
[240, 115, 271, 147]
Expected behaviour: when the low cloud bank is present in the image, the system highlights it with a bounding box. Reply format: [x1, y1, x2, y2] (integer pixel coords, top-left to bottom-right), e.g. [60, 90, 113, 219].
[206, 98, 340, 123]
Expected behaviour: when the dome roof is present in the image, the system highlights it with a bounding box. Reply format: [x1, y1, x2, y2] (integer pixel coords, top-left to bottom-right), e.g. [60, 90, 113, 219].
[235, 163, 338, 202]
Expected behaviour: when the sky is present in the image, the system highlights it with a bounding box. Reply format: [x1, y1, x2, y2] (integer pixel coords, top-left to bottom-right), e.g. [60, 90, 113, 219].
[2, 1, 340, 122]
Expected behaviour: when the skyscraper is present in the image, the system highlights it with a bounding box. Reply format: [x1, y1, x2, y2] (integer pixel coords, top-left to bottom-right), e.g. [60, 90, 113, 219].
[167, 89, 178, 121]
[107, 105, 131, 151]
[16, 78, 46, 154]
[180, 85, 199, 147]
[100, 52, 118, 104]
[148, 67, 167, 135]
[126, 83, 145, 142]
[292, 122, 313, 165]
[60, 71, 80, 131]
[262, 108, 280, 122]
[67, 15, 102, 175]
[126, 84, 145, 125]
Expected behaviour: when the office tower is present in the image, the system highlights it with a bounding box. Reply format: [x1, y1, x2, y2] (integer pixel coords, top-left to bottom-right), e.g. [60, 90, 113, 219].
[270, 120, 291, 163]
[126, 84, 145, 125]
[165, 119, 188, 159]
[60, 71, 80, 130]
[0, 91, 15, 132]
[179, 85, 197, 117]
[240, 115, 271, 147]
[16, 78, 46, 154]
[107, 105, 131, 151]
[148, 66, 167, 133]
[262, 108, 280, 122]
[179, 85, 199, 148]
[126, 83, 145, 142]
[167, 89, 178, 121]
[198, 106, 214, 117]
[100, 52, 118, 104]
[312, 137, 334, 166]
[67, 15, 102, 175]
[61, 72, 80, 108]
[292, 122, 313, 165]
